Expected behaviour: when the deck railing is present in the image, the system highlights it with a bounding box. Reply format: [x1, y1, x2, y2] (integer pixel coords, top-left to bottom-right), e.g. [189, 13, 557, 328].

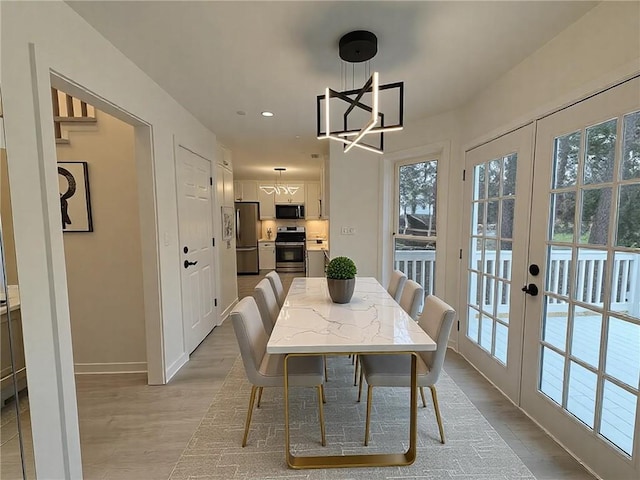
[394, 249, 639, 317]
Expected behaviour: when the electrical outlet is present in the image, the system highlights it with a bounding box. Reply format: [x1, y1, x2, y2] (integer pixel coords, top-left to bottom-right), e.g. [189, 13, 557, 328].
[341, 227, 349, 234]
[348, 227, 356, 234]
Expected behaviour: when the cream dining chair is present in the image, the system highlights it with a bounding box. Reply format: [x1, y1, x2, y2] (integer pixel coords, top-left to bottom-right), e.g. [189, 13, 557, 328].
[253, 278, 280, 335]
[399, 279, 424, 320]
[230, 296, 326, 447]
[265, 270, 285, 307]
[358, 295, 456, 446]
[387, 269, 407, 302]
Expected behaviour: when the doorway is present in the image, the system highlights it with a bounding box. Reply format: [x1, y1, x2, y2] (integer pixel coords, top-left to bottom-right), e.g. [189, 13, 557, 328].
[460, 77, 640, 479]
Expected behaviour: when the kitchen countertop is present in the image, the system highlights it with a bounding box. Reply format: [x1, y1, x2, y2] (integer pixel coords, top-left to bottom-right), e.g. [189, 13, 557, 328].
[258, 239, 275, 242]
[1, 285, 21, 316]
[307, 245, 329, 251]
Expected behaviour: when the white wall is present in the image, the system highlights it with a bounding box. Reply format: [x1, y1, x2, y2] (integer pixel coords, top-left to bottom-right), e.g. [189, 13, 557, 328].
[1, 1, 219, 477]
[461, 1, 640, 146]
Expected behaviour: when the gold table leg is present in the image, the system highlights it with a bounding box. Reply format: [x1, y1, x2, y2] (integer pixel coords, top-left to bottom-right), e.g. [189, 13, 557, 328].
[284, 352, 418, 469]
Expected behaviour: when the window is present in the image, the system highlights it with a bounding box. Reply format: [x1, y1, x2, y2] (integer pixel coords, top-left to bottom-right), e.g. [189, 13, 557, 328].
[394, 159, 438, 299]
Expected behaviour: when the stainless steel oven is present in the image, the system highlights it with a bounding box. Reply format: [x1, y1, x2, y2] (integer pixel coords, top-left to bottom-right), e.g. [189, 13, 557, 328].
[275, 226, 306, 273]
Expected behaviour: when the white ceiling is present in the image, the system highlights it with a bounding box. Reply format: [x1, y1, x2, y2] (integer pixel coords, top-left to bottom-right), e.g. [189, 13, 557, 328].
[66, 1, 597, 180]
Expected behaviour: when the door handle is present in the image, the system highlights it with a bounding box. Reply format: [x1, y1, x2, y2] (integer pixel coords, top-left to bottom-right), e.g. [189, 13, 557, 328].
[184, 260, 198, 268]
[521, 283, 538, 296]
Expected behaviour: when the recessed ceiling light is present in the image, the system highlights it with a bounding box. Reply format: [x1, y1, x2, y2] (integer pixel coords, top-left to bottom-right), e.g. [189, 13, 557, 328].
[236, 110, 246, 116]
[261, 111, 274, 117]
[295, 135, 301, 139]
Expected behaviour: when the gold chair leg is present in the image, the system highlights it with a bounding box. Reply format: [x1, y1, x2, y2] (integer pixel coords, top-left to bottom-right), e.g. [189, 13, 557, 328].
[324, 355, 328, 382]
[256, 386, 263, 408]
[430, 385, 445, 444]
[353, 355, 359, 386]
[419, 386, 427, 408]
[364, 385, 373, 446]
[317, 385, 326, 446]
[357, 368, 364, 402]
[242, 385, 258, 447]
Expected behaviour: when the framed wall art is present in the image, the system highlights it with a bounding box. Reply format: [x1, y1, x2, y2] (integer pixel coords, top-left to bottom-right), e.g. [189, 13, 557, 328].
[221, 206, 234, 242]
[57, 161, 93, 232]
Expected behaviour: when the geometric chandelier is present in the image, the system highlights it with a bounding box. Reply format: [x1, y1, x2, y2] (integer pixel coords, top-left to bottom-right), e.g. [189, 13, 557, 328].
[259, 167, 300, 195]
[316, 30, 404, 154]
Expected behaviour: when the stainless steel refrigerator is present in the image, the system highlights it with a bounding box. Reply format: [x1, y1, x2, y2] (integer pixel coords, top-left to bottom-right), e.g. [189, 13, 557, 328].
[235, 202, 260, 274]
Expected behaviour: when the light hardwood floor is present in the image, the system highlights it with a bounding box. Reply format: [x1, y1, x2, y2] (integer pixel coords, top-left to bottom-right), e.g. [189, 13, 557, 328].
[0, 271, 594, 479]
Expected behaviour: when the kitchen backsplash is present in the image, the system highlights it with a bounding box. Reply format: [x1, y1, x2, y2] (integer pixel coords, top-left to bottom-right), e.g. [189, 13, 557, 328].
[260, 219, 328, 240]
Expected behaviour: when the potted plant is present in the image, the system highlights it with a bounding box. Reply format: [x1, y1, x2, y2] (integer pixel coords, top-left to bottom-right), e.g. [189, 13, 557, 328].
[326, 256, 357, 303]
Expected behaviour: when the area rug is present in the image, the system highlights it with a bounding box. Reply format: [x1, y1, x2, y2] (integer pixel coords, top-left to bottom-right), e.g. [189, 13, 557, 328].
[169, 356, 536, 480]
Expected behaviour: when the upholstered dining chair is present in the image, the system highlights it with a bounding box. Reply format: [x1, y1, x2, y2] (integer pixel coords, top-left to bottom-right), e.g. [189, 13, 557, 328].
[230, 296, 326, 447]
[253, 278, 280, 335]
[387, 269, 407, 302]
[399, 280, 424, 320]
[358, 295, 456, 446]
[265, 270, 285, 307]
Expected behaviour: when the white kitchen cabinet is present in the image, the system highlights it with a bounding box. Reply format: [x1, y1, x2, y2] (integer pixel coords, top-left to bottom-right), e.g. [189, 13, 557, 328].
[234, 180, 258, 202]
[306, 249, 328, 277]
[258, 188, 275, 219]
[305, 182, 321, 218]
[274, 183, 305, 204]
[258, 241, 276, 270]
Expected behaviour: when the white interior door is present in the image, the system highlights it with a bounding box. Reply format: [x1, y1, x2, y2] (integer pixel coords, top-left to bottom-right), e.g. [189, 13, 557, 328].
[521, 77, 640, 479]
[176, 146, 217, 354]
[459, 124, 534, 402]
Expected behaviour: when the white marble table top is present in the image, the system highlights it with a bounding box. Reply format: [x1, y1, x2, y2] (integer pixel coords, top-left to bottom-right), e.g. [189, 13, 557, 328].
[267, 277, 436, 354]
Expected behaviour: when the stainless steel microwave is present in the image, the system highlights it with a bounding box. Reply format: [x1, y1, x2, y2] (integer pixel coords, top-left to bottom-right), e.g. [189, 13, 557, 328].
[275, 204, 305, 219]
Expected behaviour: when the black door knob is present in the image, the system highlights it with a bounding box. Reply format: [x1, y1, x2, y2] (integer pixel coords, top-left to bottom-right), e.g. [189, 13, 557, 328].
[184, 260, 198, 268]
[529, 264, 540, 276]
[521, 283, 539, 296]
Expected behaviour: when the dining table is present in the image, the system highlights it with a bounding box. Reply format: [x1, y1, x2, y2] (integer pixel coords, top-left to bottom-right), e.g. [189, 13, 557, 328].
[266, 276, 436, 469]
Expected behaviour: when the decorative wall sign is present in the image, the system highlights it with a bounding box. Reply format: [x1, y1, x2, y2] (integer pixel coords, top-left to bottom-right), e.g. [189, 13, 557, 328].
[57, 161, 93, 232]
[221, 206, 234, 242]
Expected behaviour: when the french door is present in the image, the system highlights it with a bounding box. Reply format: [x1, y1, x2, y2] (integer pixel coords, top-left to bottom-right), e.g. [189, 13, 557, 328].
[522, 77, 640, 479]
[459, 124, 534, 402]
[461, 77, 640, 479]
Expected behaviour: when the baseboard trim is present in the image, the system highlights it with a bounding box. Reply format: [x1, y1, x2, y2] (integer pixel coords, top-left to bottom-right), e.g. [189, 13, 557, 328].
[74, 362, 147, 375]
[219, 298, 238, 325]
[166, 352, 189, 382]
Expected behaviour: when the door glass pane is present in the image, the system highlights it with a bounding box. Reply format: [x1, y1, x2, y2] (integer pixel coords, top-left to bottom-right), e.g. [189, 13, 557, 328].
[501, 199, 515, 239]
[584, 119, 617, 185]
[621, 111, 640, 180]
[551, 192, 576, 242]
[468, 306, 480, 342]
[502, 154, 517, 195]
[474, 163, 486, 200]
[546, 245, 572, 299]
[487, 159, 501, 198]
[553, 130, 580, 188]
[616, 184, 640, 248]
[606, 317, 640, 388]
[495, 322, 508, 364]
[543, 296, 568, 351]
[571, 307, 602, 368]
[496, 281, 510, 323]
[540, 346, 564, 405]
[574, 248, 607, 307]
[580, 188, 612, 245]
[480, 314, 493, 352]
[499, 241, 513, 280]
[600, 380, 637, 456]
[567, 361, 597, 428]
[610, 251, 640, 319]
[472, 202, 485, 235]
